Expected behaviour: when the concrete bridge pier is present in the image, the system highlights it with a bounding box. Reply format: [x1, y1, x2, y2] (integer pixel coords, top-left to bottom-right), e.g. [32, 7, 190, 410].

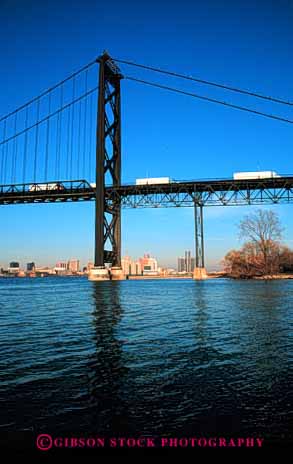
[88, 266, 125, 281]
[110, 266, 125, 280]
[193, 267, 207, 280]
[88, 266, 111, 281]
[193, 203, 207, 280]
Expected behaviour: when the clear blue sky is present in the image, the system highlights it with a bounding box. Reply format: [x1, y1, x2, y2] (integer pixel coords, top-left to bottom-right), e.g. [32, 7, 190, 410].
[0, 0, 292, 269]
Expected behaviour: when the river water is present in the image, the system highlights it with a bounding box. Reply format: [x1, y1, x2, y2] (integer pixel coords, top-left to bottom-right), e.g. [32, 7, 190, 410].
[0, 277, 292, 448]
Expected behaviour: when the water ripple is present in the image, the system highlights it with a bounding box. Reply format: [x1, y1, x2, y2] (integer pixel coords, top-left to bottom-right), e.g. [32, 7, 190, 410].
[0, 277, 292, 442]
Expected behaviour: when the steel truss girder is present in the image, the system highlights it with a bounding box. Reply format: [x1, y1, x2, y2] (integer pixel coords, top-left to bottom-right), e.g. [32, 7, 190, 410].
[1, 178, 293, 207]
[105, 179, 293, 208]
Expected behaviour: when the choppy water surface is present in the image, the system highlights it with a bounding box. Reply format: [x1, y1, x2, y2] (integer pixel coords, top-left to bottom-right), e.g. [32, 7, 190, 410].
[0, 278, 292, 444]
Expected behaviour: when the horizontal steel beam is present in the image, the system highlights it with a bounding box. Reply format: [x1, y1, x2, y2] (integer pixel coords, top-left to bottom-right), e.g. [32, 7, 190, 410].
[1, 177, 293, 207]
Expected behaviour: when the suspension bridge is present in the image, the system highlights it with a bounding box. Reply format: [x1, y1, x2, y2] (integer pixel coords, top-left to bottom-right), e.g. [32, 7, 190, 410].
[0, 52, 292, 279]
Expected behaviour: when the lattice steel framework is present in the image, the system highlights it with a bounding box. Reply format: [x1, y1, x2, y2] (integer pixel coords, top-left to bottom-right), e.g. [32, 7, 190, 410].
[195, 203, 204, 268]
[1, 177, 293, 206]
[95, 53, 123, 266]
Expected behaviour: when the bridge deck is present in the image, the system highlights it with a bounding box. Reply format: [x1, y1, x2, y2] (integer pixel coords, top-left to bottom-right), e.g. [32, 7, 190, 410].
[0, 177, 293, 207]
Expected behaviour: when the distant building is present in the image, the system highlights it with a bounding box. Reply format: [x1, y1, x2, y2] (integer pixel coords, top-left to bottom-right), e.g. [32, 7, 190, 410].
[35, 267, 55, 275]
[87, 261, 94, 271]
[9, 261, 19, 269]
[185, 251, 192, 272]
[121, 256, 142, 276]
[132, 261, 142, 275]
[8, 261, 20, 274]
[27, 262, 35, 272]
[167, 268, 176, 274]
[178, 257, 185, 272]
[68, 259, 80, 273]
[55, 261, 67, 274]
[177, 251, 195, 272]
[139, 253, 158, 275]
[56, 261, 67, 269]
[121, 256, 132, 275]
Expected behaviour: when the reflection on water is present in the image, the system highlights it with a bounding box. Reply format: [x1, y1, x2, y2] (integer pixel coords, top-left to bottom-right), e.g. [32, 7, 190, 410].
[87, 282, 127, 433]
[0, 278, 292, 444]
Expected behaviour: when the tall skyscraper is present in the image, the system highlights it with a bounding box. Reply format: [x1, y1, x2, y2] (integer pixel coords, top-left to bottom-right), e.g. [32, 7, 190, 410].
[185, 251, 191, 272]
[177, 251, 195, 272]
[191, 257, 195, 270]
[178, 257, 185, 272]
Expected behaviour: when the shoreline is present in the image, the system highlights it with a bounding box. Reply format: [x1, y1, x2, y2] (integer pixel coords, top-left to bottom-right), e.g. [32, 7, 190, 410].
[1, 273, 293, 280]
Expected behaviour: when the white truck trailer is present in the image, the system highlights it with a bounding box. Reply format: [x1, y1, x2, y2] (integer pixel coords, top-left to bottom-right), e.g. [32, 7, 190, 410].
[135, 177, 170, 185]
[233, 171, 280, 180]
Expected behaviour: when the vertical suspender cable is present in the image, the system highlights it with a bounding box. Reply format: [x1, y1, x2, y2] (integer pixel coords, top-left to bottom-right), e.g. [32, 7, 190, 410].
[55, 97, 61, 180]
[23, 106, 28, 184]
[66, 87, 71, 179]
[88, 92, 93, 181]
[83, 69, 88, 179]
[55, 98, 60, 179]
[77, 100, 81, 179]
[14, 115, 18, 184]
[34, 98, 40, 182]
[12, 114, 17, 183]
[4, 123, 8, 185]
[45, 92, 51, 181]
[1, 121, 6, 184]
[70, 77, 75, 179]
[56, 85, 63, 179]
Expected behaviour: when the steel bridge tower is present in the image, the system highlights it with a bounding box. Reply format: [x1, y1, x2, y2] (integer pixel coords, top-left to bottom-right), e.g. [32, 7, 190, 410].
[90, 52, 125, 280]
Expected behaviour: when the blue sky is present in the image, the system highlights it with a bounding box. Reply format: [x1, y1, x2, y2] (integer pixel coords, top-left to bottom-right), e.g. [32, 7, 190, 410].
[0, 0, 292, 269]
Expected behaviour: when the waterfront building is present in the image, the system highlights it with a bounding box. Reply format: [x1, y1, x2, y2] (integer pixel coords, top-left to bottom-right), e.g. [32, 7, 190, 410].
[121, 256, 142, 276]
[8, 262, 20, 274]
[139, 253, 158, 275]
[67, 259, 80, 273]
[55, 261, 67, 274]
[167, 268, 177, 274]
[35, 267, 55, 276]
[87, 261, 94, 271]
[178, 257, 185, 272]
[56, 261, 67, 270]
[191, 257, 195, 270]
[121, 256, 132, 275]
[132, 260, 142, 275]
[27, 262, 35, 272]
[185, 251, 192, 272]
[177, 251, 195, 272]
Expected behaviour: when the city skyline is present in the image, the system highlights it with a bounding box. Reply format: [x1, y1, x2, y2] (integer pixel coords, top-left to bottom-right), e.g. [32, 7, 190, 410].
[1, 202, 293, 271]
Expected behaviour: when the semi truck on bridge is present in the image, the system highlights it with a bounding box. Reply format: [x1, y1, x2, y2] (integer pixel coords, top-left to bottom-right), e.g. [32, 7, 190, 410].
[233, 171, 280, 180]
[136, 177, 171, 185]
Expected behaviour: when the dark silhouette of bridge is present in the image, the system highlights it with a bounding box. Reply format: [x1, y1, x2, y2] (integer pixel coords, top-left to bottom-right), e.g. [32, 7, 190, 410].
[0, 52, 292, 278]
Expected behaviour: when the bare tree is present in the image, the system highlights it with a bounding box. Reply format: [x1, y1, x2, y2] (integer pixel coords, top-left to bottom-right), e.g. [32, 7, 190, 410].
[238, 209, 282, 275]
